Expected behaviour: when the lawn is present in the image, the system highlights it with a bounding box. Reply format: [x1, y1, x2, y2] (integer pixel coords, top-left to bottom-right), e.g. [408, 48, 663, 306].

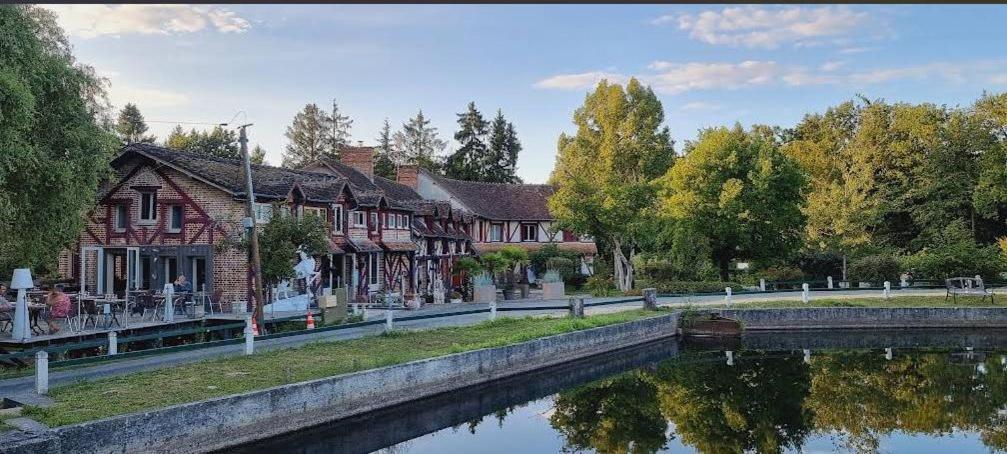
[24, 309, 665, 427]
[704, 295, 1000, 309]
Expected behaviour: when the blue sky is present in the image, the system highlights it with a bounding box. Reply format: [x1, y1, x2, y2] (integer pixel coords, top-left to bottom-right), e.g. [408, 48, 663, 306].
[45, 4, 1007, 183]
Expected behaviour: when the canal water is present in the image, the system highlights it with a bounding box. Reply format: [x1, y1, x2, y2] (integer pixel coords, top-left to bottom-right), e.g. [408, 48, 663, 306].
[224, 330, 1007, 453]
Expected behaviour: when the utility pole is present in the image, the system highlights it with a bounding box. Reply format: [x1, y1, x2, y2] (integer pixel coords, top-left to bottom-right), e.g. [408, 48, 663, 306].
[239, 124, 266, 332]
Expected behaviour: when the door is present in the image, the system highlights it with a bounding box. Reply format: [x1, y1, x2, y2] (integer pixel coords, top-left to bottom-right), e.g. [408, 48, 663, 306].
[126, 247, 140, 292]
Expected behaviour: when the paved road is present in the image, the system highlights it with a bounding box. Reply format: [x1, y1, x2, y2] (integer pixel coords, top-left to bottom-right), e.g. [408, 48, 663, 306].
[0, 287, 956, 403]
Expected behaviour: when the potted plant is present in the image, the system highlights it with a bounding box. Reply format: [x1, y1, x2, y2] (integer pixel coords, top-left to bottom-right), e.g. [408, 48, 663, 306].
[472, 272, 497, 303]
[454, 257, 483, 302]
[449, 291, 463, 304]
[542, 269, 566, 300]
[480, 252, 508, 301]
[499, 246, 530, 300]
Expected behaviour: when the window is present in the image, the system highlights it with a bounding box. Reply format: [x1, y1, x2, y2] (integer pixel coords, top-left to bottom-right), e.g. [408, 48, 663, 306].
[114, 205, 128, 232]
[489, 223, 504, 242]
[163, 257, 177, 285]
[387, 213, 396, 229]
[333, 205, 344, 232]
[139, 191, 157, 222]
[370, 212, 378, 232]
[368, 253, 379, 285]
[279, 205, 292, 218]
[191, 257, 207, 292]
[521, 224, 538, 242]
[253, 203, 273, 224]
[351, 211, 366, 227]
[402, 215, 410, 230]
[302, 206, 325, 219]
[168, 205, 183, 233]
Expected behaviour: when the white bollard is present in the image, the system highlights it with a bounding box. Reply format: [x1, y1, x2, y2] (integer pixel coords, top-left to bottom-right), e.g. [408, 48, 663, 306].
[725, 287, 732, 305]
[802, 283, 810, 303]
[827, 276, 834, 289]
[163, 284, 175, 322]
[108, 331, 118, 355]
[725, 350, 734, 366]
[489, 300, 497, 321]
[385, 308, 393, 332]
[803, 349, 811, 364]
[35, 350, 48, 395]
[244, 315, 254, 355]
[883, 281, 891, 300]
[759, 279, 766, 292]
[885, 347, 893, 361]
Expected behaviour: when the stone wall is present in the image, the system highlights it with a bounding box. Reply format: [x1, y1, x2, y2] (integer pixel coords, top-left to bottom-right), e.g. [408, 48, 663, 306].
[716, 307, 1007, 330]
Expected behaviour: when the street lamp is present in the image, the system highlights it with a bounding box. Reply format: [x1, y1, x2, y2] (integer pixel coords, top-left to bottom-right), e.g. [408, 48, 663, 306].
[11, 268, 33, 341]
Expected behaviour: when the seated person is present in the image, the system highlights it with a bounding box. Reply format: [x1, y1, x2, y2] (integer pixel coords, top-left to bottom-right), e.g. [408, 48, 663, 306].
[46, 286, 72, 334]
[174, 275, 193, 293]
[0, 284, 11, 312]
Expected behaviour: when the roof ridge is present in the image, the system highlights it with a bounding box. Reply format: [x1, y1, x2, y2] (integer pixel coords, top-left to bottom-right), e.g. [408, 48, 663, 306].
[423, 168, 549, 188]
[129, 143, 338, 180]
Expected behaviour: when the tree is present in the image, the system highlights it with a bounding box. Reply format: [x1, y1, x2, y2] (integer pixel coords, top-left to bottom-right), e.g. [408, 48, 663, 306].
[444, 102, 489, 181]
[484, 110, 523, 183]
[282, 103, 335, 168]
[114, 103, 154, 144]
[659, 124, 806, 281]
[548, 79, 675, 291]
[373, 118, 396, 179]
[163, 125, 240, 160]
[257, 211, 329, 286]
[250, 144, 266, 165]
[326, 100, 353, 156]
[0, 5, 119, 275]
[393, 109, 446, 172]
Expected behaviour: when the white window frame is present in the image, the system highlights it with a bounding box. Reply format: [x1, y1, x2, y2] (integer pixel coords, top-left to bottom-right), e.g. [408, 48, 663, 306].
[351, 211, 366, 228]
[333, 205, 344, 233]
[139, 191, 157, 223]
[368, 253, 379, 285]
[370, 212, 378, 232]
[521, 223, 538, 242]
[167, 205, 183, 233]
[402, 215, 410, 230]
[253, 203, 273, 224]
[490, 223, 504, 242]
[302, 206, 325, 219]
[114, 204, 128, 232]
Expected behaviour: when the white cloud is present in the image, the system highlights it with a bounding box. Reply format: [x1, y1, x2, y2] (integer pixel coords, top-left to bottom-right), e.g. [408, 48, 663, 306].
[849, 62, 968, 85]
[819, 61, 846, 72]
[645, 61, 782, 94]
[533, 71, 625, 90]
[44, 5, 251, 38]
[110, 85, 191, 108]
[837, 46, 879, 54]
[665, 6, 870, 49]
[990, 74, 1007, 85]
[679, 101, 722, 111]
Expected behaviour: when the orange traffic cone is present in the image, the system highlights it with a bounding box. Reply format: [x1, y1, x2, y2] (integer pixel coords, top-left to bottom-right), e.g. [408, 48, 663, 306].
[306, 310, 315, 330]
[251, 318, 260, 336]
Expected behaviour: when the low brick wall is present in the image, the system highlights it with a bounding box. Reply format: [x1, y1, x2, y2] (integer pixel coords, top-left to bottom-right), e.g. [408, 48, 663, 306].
[6, 313, 678, 454]
[715, 307, 1007, 330]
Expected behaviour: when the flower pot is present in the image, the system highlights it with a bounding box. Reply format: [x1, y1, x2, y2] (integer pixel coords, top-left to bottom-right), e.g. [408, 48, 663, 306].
[502, 288, 516, 300]
[450, 298, 462, 304]
[473, 285, 497, 303]
[519, 283, 530, 299]
[542, 281, 565, 300]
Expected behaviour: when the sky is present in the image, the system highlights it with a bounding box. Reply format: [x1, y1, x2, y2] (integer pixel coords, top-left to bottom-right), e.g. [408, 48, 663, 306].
[42, 4, 1007, 183]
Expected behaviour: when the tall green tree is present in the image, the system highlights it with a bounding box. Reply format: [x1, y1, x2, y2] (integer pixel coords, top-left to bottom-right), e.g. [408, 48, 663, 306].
[373, 118, 396, 179]
[548, 79, 675, 291]
[484, 110, 523, 183]
[257, 211, 328, 286]
[659, 124, 806, 281]
[0, 5, 118, 275]
[250, 144, 267, 165]
[163, 125, 240, 160]
[393, 109, 446, 172]
[114, 103, 155, 144]
[326, 100, 353, 156]
[282, 103, 335, 168]
[444, 102, 489, 181]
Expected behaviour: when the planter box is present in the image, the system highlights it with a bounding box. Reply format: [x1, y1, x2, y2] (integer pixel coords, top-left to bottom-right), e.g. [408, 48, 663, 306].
[542, 281, 565, 300]
[473, 285, 497, 303]
[449, 298, 462, 304]
[858, 282, 872, 288]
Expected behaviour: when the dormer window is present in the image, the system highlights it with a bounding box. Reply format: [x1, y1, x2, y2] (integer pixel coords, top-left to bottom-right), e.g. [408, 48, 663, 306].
[351, 211, 366, 227]
[114, 205, 128, 232]
[370, 212, 378, 232]
[333, 205, 344, 233]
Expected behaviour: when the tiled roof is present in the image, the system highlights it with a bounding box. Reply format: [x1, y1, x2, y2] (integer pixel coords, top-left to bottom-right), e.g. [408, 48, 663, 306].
[473, 242, 597, 255]
[117, 143, 345, 201]
[313, 157, 378, 192]
[423, 171, 555, 221]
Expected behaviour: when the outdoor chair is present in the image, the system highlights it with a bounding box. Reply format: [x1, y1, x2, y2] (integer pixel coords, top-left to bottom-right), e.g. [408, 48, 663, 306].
[207, 289, 225, 315]
[945, 277, 995, 304]
[139, 293, 161, 322]
[0, 309, 11, 333]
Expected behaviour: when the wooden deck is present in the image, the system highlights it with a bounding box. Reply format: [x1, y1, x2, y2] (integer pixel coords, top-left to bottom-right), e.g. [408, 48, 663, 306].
[0, 316, 206, 348]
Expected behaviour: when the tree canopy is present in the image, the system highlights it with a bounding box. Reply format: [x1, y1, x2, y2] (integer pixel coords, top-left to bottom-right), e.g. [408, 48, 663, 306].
[444, 102, 490, 181]
[164, 125, 242, 161]
[0, 5, 119, 276]
[114, 103, 155, 144]
[392, 109, 446, 173]
[282, 103, 337, 168]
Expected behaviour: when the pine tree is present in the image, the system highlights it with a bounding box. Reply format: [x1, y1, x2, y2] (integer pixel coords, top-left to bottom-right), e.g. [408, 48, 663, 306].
[392, 110, 446, 172]
[162, 125, 239, 160]
[373, 118, 396, 179]
[444, 102, 489, 181]
[250, 144, 267, 165]
[282, 103, 335, 168]
[484, 110, 522, 183]
[115, 103, 155, 144]
[327, 101, 353, 156]
[502, 121, 523, 183]
[165, 125, 188, 149]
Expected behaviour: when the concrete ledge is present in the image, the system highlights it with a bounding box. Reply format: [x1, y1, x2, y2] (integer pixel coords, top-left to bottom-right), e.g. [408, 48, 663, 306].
[10, 313, 678, 454]
[714, 307, 1007, 330]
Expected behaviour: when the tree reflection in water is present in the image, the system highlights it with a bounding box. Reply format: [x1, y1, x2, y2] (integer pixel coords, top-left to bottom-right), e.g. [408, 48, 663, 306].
[547, 350, 1007, 454]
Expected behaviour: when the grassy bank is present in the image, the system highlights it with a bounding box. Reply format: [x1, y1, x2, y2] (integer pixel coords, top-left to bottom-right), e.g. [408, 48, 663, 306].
[708, 295, 1000, 309]
[24, 310, 665, 427]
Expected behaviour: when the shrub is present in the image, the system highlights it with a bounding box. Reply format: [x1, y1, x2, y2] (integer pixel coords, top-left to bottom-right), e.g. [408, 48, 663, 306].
[530, 244, 581, 279]
[585, 273, 617, 297]
[901, 222, 1007, 281]
[848, 254, 901, 283]
[639, 280, 746, 294]
[794, 250, 844, 280]
[754, 265, 804, 282]
[566, 273, 588, 289]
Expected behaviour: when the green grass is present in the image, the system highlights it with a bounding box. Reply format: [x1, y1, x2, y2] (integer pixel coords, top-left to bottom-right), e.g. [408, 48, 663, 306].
[23, 310, 665, 427]
[711, 295, 1000, 309]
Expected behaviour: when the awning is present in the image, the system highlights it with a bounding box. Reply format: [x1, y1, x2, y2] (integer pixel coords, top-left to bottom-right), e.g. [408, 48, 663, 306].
[327, 238, 345, 255]
[381, 241, 417, 252]
[472, 242, 598, 255]
[345, 237, 382, 253]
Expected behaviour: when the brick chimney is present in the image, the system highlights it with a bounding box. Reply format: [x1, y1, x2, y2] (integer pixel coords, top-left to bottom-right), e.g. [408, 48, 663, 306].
[340, 146, 374, 181]
[396, 165, 419, 189]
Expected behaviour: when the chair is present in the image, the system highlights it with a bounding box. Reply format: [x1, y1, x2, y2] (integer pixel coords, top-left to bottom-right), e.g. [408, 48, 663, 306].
[140, 293, 161, 322]
[207, 289, 225, 315]
[945, 277, 995, 304]
[0, 309, 12, 333]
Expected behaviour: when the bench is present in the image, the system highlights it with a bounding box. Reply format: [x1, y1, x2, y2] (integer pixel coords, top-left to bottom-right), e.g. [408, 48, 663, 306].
[945, 277, 995, 304]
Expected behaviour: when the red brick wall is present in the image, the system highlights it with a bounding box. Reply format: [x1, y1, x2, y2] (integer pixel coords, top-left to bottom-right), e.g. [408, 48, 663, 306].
[340, 147, 374, 180]
[396, 165, 418, 189]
